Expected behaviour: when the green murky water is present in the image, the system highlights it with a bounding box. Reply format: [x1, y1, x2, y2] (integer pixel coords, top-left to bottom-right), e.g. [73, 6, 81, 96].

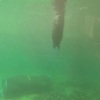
[0, 0, 100, 100]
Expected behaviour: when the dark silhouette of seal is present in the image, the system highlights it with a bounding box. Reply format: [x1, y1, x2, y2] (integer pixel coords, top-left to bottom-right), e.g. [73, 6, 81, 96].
[52, 0, 67, 49]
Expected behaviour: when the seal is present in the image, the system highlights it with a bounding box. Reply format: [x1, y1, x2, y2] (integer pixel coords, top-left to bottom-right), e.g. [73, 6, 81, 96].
[52, 0, 67, 49]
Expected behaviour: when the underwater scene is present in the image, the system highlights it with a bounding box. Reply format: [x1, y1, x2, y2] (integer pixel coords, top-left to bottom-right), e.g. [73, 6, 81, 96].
[0, 0, 100, 100]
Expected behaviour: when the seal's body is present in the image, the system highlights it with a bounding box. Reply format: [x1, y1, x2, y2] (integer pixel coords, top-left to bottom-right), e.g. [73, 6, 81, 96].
[52, 0, 66, 49]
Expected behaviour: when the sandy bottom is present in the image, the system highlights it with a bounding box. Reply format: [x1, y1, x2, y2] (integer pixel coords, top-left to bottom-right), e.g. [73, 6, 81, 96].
[1, 81, 100, 100]
[0, 75, 100, 100]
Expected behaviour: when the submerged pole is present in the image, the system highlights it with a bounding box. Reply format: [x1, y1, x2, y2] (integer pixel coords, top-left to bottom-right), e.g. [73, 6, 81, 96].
[52, 0, 67, 49]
